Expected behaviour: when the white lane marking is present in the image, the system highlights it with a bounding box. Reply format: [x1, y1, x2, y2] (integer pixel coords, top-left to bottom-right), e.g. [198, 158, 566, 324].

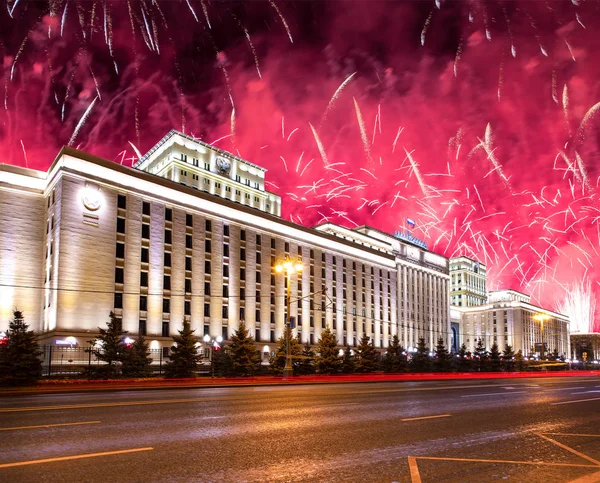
[401, 414, 451, 422]
[552, 397, 600, 406]
[571, 390, 600, 395]
[461, 391, 526, 398]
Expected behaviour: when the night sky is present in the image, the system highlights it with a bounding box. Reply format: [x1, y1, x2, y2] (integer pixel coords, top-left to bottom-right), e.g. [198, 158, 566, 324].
[1, 0, 598, 330]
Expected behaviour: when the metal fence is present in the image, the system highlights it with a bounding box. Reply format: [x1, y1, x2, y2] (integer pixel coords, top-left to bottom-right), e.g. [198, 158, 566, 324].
[40, 345, 173, 377]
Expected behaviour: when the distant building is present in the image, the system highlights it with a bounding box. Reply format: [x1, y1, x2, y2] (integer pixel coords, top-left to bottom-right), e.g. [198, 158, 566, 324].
[0, 130, 451, 359]
[449, 256, 487, 307]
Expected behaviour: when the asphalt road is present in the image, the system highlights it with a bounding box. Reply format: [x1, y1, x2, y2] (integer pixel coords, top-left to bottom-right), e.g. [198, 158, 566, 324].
[1, 377, 599, 483]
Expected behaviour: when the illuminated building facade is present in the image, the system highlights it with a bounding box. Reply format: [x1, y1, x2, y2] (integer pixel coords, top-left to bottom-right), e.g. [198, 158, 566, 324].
[0, 131, 450, 355]
[449, 256, 487, 307]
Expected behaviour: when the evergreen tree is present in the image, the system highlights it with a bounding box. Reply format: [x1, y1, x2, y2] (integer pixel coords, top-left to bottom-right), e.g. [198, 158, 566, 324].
[314, 327, 340, 374]
[90, 312, 128, 378]
[122, 335, 153, 378]
[474, 338, 488, 372]
[340, 345, 356, 374]
[228, 322, 261, 376]
[211, 345, 234, 377]
[489, 342, 502, 372]
[269, 327, 302, 375]
[410, 337, 431, 372]
[455, 343, 472, 372]
[296, 341, 316, 375]
[382, 335, 407, 373]
[355, 334, 378, 373]
[0, 310, 42, 386]
[502, 345, 515, 372]
[434, 337, 452, 372]
[164, 320, 203, 378]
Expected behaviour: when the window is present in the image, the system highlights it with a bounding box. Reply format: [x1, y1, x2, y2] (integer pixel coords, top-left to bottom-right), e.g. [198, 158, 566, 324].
[256, 252, 261, 264]
[164, 253, 171, 267]
[241, 229, 246, 241]
[162, 347, 170, 358]
[142, 223, 150, 239]
[162, 322, 170, 337]
[142, 201, 151, 216]
[223, 243, 229, 257]
[205, 239, 211, 253]
[222, 306, 229, 319]
[115, 267, 124, 284]
[240, 287, 246, 299]
[114, 293, 123, 309]
[205, 260, 211, 274]
[205, 219, 212, 231]
[224, 225, 230, 237]
[256, 309, 261, 321]
[255, 329, 260, 342]
[164, 275, 171, 290]
[141, 247, 149, 263]
[116, 217, 126, 234]
[240, 268, 246, 280]
[285, 242, 290, 252]
[165, 207, 173, 221]
[240, 248, 246, 261]
[139, 296, 147, 311]
[117, 194, 127, 209]
[139, 320, 147, 336]
[256, 271, 261, 283]
[204, 303, 210, 317]
[223, 286, 229, 298]
[165, 229, 172, 245]
[185, 257, 192, 271]
[186, 234, 193, 249]
[270, 330, 275, 343]
[223, 265, 229, 277]
[162, 298, 170, 313]
[256, 234, 261, 245]
[185, 279, 192, 293]
[184, 301, 191, 316]
[140, 272, 148, 287]
[271, 238, 276, 249]
[186, 214, 193, 227]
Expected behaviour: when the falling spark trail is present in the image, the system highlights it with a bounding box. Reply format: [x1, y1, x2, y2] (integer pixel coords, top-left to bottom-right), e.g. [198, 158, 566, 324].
[128, 141, 143, 162]
[287, 128, 298, 141]
[299, 159, 314, 178]
[185, 0, 199, 22]
[421, 9, 433, 46]
[68, 95, 98, 146]
[295, 152, 304, 173]
[20, 140, 28, 168]
[269, 1, 293, 43]
[10, 34, 29, 81]
[353, 97, 373, 164]
[392, 127, 404, 153]
[61, 1, 69, 37]
[321, 72, 356, 125]
[200, 0, 211, 28]
[309, 123, 328, 167]
[210, 134, 232, 145]
[404, 148, 428, 197]
[280, 156, 288, 172]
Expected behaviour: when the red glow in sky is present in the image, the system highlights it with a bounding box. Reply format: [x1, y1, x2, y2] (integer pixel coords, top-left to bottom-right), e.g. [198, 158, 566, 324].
[1, 1, 598, 329]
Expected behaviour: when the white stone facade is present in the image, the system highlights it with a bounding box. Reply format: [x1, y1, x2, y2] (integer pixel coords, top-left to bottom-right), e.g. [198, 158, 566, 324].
[0, 135, 450, 353]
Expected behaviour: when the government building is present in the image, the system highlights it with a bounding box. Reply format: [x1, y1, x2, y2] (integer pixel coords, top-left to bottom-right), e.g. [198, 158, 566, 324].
[0, 130, 450, 360]
[449, 257, 570, 358]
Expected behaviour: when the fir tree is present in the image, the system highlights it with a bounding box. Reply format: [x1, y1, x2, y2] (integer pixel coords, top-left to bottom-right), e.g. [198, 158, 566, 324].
[122, 335, 153, 378]
[314, 327, 340, 374]
[164, 320, 202, 378]
[502, 345, 515, 372]
[434, 337, 452, 372]
[514, 350, 525, 371]
[228, 321, 261, 376]
[0, 310, 42, 386]
[455, 343, 472, 372]
[382, 335, 407, 373]
[474, 338, 488, 372]
[212, 345, 234, 377]
[355, 334, 378, 373]
[411, 337, 431, 372]
[91, 312, 128, 378]
[340, 345, 356, 374]
[269, 327, 302, 375]
[489, 342, 502, 372]
[296, 341, 316, 375]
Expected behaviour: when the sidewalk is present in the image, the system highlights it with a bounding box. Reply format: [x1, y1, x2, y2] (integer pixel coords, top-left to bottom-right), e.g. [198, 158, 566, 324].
[1, 371, 598, 396]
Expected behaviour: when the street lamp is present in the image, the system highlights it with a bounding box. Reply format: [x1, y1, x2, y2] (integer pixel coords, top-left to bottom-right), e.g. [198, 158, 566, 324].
[533, 314, 550, 359]
[274, 255, 303, 377]
[203, 334, 223, 378]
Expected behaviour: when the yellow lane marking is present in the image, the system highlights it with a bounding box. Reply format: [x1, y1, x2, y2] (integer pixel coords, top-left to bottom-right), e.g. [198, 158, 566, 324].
[407, 456, 422, 483]
[535, 433, 600, 466]
[0, 447, 153, 469]
[0, 421, 101, 431]
[401, 414, 451, 422]
[543, 433, 600, 438]
[567, 470, 600, 483]
[416, 456, 599, 468]
[552, 397, 600, 406]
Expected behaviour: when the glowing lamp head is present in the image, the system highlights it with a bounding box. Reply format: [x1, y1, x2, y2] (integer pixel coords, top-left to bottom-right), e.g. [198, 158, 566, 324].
[203, 334, 211, 343]
[275, 265, 283, 273]
[295, 263, 303, 272]
[216, 335, 223, 343]
[283, 261, 292, 271]
[81, 186, 102, 211]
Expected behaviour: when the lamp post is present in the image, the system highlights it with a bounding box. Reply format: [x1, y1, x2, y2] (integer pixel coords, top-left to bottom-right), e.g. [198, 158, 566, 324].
[533, 314, 549, 359]
[274, 256, 303, 377]
[203, 334, 223, 378]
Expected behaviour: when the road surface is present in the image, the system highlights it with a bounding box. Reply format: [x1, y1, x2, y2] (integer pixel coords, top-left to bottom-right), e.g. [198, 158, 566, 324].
[1, 376, 599, 482]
